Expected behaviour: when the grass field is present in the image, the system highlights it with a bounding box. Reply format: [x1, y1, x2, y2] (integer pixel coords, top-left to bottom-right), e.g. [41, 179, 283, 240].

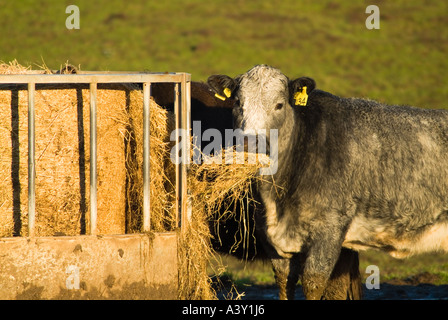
[1, 0, 448, 287]
[1, 0, 447, 107]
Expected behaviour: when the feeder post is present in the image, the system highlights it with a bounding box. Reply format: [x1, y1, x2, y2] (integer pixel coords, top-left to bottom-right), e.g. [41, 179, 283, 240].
[174, 83, 181, 228]
[143, 82, 151, 232]
[90, 82, 97, 235]
[181, 75, 192, 230]
[28, 82, 36, 237]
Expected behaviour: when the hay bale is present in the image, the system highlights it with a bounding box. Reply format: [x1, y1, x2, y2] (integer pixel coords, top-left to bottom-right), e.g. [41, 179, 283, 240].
[125, 89, 176, 233]
[0, 61, 174, 236]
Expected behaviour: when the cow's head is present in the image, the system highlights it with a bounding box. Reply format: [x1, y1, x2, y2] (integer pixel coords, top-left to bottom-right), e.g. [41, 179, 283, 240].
[207, 64, 315, 146]
[207, 65, 315, 175]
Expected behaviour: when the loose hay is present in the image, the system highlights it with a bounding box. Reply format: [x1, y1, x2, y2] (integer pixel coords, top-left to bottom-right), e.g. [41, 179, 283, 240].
[178, 149, 269, 300]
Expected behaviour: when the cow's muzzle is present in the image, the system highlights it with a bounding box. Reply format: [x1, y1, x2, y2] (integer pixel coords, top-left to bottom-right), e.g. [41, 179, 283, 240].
[242, 136, 270, 156]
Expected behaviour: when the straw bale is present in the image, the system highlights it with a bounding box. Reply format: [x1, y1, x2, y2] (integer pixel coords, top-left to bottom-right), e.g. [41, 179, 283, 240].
[125, 89, 176, 233]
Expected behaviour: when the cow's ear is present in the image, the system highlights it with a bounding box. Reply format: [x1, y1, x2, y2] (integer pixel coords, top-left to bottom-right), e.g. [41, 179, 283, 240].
[289, 77, 316, 106]
[207, 75, 237, 101]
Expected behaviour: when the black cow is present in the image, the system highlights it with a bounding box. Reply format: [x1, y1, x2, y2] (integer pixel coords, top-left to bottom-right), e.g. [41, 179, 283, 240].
[152, 80, 362, 300]
[207, 64, 448, 300]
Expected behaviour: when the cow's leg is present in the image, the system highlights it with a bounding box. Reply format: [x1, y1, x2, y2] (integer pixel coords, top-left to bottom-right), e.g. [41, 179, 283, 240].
[301, 228, 345, 300]
[321, 248, 363, 300]
[347, 250, 363, 300]
[272, 249, 362, 300]
[271, 255, 302, 300]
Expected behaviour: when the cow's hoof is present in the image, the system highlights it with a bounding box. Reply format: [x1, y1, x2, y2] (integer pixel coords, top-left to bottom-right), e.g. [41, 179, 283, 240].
[302, 274, 327, 300]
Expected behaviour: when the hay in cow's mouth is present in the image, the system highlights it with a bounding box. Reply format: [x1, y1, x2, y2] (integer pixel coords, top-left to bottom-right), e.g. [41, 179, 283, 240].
[179, 145, 270, 299]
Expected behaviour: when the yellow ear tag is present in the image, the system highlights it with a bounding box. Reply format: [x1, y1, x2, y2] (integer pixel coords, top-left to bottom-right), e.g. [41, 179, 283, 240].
[215, 87, 231, 101]
[223, 87, 232, 98]
[294, 86, 308, 106]
[215, 93, 226, 101]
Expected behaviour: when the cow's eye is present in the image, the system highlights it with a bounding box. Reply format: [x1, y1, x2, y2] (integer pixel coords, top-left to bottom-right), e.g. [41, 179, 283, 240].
[275, 103, 283, 110]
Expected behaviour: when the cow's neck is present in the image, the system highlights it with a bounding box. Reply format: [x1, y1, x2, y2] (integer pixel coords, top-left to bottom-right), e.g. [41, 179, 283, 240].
[260, 111, 302, 200]
[256, 114, 306, 255]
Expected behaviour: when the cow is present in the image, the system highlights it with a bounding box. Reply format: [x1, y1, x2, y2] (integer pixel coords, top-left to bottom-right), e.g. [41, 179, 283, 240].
[207, 64, 448, 300]
[151, 80, 362, 300]
[211, 193, 362, 300]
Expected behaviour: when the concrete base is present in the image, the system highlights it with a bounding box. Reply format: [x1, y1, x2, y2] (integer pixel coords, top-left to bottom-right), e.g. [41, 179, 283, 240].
[0, 232, 178, 299]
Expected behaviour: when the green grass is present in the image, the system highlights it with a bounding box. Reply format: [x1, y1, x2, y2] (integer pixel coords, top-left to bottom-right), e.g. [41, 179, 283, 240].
[2, 0, 448, 286]
[360, 250, 448, 285]
[210, 255, 276, 287]
[1, 0, 447, 108]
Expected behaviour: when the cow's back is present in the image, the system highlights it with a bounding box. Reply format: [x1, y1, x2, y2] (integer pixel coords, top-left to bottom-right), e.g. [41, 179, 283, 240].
[301, 91, 448, 258]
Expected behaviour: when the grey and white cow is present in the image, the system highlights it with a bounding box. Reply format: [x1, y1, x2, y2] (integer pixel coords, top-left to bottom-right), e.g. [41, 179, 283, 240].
[208, 65, 448, 300]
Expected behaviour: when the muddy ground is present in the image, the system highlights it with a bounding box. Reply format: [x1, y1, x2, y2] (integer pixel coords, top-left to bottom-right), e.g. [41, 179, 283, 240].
[238, 283, 448, 300]
[216, 272, 448, 300]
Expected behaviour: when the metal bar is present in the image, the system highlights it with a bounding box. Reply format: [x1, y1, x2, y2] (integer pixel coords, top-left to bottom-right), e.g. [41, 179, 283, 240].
[90, 82, 98, 235]
[0, 73, 189, 84]
[181, 75, 191, 167]
[185, 78, 192, 228]
[142, 82, 151, 232]
[174, 83, 181, 228]
[180, 75, 191, 230]
[28, 82, 36, 237]
[185, 79, 191, 140]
